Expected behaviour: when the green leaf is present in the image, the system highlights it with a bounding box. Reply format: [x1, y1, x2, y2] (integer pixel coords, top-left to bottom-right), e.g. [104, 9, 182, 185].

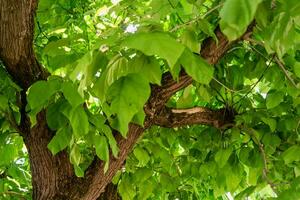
[180, 49, 213, 84]
[112, 170, 122, 184]
[215, 148, 232, 168]
[225, 166, 242, 192]
[0, 145, 17, 166]
[134, 168, 153, 184]
[0, 95, 8, 110]
[93, 55, 129, 101]
[197, 85, 211, 102]
[70, 50, 108, 88]
[95, 54, 161, 101]
[262, 12, 298, 58]
[261, 117, 277, 132]
[294, 62, 300, 78]
[61, 81, 84, 107]
[44, 38, 70, 56]
[27, 81, 56, 110]
[130, 55, 162, 85]
[122, 32, 185, 70]
[70, 144, 81, 166]
[248, 167, 261, 185]
[262, 132, 281, 154]
[94, 134, 109, 162]
[46, 99, 68, 130]
[47, 126, 72, 155]
[220, 0, 262, 41]
[248, 148, 263, 168]
[235, 186, 256, 200]
[282, 145, 300, 164]
[180, 29, 200, 53]
[88, 114, 119, 157]
[239, 147, 252, 165]
[87, 113, 119, 157]
[119, 176, 136, 200]
[138, 180, 154, 200]
[198, 19, 218, 42]
[266, 91, 284, 109]
[176, 85, 195, 108]
[101, 124, 119, 158]
[73, 165, 84, 177]
[69, 106, 89, 138]
[160, 173, 177, 192]
[132, 109, 146, 126]
[133, 147, 150, 167]
[107, 74, 150, 136]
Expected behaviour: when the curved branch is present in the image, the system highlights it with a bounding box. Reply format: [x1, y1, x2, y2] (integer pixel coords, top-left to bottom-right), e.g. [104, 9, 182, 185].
[81, 124, 144, 200]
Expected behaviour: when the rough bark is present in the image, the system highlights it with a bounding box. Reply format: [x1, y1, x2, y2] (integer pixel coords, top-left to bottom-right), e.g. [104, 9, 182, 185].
[82, 125, 144, 200]
[153, 107, 235, 129]
[98, 183, 121, 200]
[0, 0, 255, 199]
[0, 0, 48, 89]
[0, 1, 77, 199]
[24, 112, 77, 200]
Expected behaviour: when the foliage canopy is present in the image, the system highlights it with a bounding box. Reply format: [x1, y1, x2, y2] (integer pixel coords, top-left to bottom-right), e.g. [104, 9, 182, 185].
[0, 0, 300, 199]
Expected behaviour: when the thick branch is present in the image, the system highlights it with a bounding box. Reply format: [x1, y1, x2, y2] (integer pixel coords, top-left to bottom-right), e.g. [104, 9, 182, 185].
[145, 24, 255, 119]
[153, 107, 234, 129]
[81, 124, 144, 200]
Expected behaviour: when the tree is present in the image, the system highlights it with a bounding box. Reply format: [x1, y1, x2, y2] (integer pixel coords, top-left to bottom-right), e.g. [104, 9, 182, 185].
[0, 0, 300, 199]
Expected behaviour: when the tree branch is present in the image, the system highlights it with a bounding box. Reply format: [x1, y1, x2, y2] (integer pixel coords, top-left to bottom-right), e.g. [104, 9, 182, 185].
[242, 127, 278, 194]
[153, 107, 235, 129]
[81, 124, 144, 200]
[274, 57, 298, 88]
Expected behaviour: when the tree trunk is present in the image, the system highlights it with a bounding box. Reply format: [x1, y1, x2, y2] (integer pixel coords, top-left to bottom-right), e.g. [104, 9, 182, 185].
[24, 112, 80, 199]
[0, 1, 120, 199]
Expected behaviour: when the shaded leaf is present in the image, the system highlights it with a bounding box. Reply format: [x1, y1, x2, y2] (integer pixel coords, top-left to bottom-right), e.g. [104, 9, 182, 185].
[107, 74, 150, 136]
[47, 126, 72, 155]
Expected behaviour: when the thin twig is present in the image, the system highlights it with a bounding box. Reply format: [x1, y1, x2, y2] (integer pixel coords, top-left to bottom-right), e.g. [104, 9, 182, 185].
[244, 38, 264, 46]
[212, 86, 227, 104]
[242, 126, 278, 194]
[167, 0, 184, 24]
[246, 39, 298, 88]
[275, 57, 298, 88]
[36, 20, 49, 40]
[5, 104, 21, 133]
[0, 191, 27, 199]
[212, 77, 239, 93]
[233, 55, 275, 106]
[170, 3, 223, 32]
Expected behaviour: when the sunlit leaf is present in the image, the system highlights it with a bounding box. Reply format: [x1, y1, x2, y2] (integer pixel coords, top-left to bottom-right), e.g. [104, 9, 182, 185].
[220, 0, 262, 40]
[122, 32, 185, 70]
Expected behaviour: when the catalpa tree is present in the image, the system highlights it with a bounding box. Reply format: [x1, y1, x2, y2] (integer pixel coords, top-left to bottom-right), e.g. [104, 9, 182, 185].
[0, 0, 300, 199]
